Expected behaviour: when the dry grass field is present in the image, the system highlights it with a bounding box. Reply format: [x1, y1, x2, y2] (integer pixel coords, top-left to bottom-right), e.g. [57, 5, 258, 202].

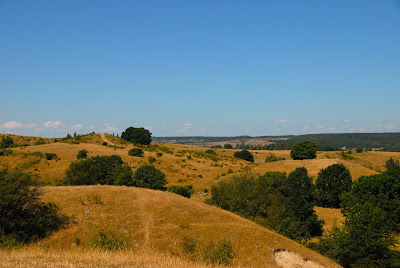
[0, 185, 340, 268]
[2, 133, 400, 267]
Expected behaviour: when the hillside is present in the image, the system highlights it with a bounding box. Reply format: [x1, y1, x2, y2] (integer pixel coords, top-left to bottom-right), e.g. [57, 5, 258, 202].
[3, 133, 400, 266]
[0, 185, 340, 267]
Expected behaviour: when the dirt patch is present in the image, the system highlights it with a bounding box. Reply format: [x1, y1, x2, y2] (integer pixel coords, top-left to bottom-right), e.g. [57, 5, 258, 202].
[274, 249, 327, 268]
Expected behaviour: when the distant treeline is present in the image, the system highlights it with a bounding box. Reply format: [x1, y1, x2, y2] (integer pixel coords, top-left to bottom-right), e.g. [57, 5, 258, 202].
[154, 133, 400, 152]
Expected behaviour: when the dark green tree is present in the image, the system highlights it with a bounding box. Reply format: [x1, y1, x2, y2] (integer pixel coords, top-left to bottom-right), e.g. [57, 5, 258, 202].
[290, 140, 317, 160]
[64, 155, 132, 186]
[0, 169, 68, 246]
[340, 168, 400, 231]
[314, 203, 399, 268]
[280, 168, 323, 240]
[315, 164, 353, 208]
[233, 150, 254, 162]
[133, 165, 167, 190]
[223, 144, 233, 149]
[121, 127, 152, 147]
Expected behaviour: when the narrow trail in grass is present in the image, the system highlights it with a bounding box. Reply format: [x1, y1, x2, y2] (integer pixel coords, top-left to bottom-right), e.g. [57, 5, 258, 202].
[135, 190, 154, 248]
[100, 133, 116, 146]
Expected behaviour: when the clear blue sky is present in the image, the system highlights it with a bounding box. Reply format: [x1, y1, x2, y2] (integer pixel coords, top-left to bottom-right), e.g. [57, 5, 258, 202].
[1, 0, 399, 137]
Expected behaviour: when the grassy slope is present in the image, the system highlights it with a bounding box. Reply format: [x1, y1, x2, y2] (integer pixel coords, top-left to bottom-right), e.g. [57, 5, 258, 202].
[23, 185, 339, 267]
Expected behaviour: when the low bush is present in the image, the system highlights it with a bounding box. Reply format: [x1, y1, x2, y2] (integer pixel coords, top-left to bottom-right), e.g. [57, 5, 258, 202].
[45, 153, 57, 160]
[77, 149, 88, 159]
[168, 185, 193, 198]
[91, 229, 130, 250]
[205, 149, 216, 155]
[148, 156, 156, 164]
[34, 138, 46, 145]
[128, 148, 144, 157]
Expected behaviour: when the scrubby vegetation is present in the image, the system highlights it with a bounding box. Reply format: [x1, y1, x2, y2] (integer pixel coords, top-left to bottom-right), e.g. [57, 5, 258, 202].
[77, 149, 88, 159]
[0, 169, 68, 248]
[208, 168, 323, 242]
[63, 155, 133, 186]
[128, 148, 144, 157]
[168, 185, 193, 198]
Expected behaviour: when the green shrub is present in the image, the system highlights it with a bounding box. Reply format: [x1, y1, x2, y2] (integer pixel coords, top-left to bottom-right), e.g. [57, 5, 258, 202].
[0, 149, 13, 156]
[91, 229, 130, 250]
[1, 136, 14, 149]
[102, 142, 108, 146]
[265, 154, 282, 163]
[202, 239, 235, 265]
[182, 236, 199, 255]
[157, 152, 163, 157]
[148, 156, 156, 164]
[205, 149, 216, 155]
[133, 165, 167, 190]
[64, 155, 133, 186]
[34, 138, 46, 145]
[0, 169, 69, 247]
[44, 153, 57, 160]
[77, 149, 88, 159]
[29, 152, 43, 157]
[128, 148, 144, 157]
[233, 150, 254, 162]
[168, 185, 193, 198]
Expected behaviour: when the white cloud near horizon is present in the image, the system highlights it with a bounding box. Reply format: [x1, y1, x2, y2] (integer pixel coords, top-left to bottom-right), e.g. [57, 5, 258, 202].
[274, 119, 288, 123]
[0, 121, 36, 129]
[43, 121, 63, 128]
[345, 119, 351, 122]
[104, 123, 118, 132]
[304, 120, 310, 124]
[384, 124, 396, 130]
[70, 124, 84, 130]
[183, 123, 192, 127]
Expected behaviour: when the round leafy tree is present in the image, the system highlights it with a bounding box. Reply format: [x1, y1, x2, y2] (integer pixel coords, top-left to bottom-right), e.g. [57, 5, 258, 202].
[128, 148, 144, 157]
[233, 150, 254, 162]
[133, 165, 167, 190]
[315, 163, 352, 208]
[290, 140, 317, 160]
[121, 127, 152, 147]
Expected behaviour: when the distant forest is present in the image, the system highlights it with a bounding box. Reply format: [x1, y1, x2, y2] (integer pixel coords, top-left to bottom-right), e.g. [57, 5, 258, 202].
[154, 133, 400, 152]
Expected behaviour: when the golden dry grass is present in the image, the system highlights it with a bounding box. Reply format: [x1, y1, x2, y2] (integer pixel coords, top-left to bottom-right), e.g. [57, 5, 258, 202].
[314, 207, 345, 232]
[5, 185, 340, 268]
[0, 247, 214, 268]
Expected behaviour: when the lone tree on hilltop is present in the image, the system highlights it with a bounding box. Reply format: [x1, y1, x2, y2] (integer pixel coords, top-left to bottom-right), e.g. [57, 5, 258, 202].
[315, 163, 352, 208]
[290, 140, 317, 160]
[121, 127, 152, 147]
